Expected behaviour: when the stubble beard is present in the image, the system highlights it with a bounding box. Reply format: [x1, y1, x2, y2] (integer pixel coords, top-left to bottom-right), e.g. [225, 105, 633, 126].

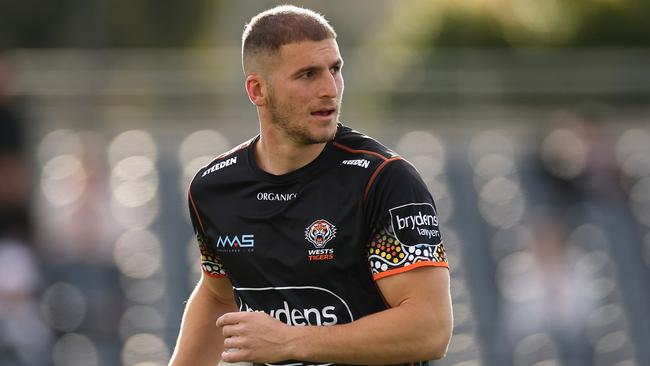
[267, 91, 339, 146]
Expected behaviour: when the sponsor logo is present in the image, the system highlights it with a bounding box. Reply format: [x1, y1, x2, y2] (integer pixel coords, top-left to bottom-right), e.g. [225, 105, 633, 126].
[341, 159, 370, 169]
[242, 300, 338, 326]
[394, 210, 439, 231]
[389, 203, 441, 246]
[214, 234, 254, 252]
[202, 156, 237, 177]
[235, 286, 354, 327]
[256, 192, 297, 201]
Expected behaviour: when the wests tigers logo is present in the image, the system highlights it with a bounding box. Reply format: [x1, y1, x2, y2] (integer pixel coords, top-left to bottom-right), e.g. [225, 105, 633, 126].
[305, 219, 337, 248]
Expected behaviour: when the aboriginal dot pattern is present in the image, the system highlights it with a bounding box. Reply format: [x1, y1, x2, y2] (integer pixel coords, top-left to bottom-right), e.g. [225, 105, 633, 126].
[198, 234, 226, 276]
[367, 224, 447, 276]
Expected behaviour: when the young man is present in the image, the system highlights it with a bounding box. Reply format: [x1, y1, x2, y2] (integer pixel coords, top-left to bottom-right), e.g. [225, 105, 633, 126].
[170, 5, 452, 366]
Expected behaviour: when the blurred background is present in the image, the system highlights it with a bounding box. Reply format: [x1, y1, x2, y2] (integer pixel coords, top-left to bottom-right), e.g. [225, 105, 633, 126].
[1, 0, 649, 365]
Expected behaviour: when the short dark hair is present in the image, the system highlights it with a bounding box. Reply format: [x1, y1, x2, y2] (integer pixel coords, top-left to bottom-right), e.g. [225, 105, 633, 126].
[242, 5, 336, 74]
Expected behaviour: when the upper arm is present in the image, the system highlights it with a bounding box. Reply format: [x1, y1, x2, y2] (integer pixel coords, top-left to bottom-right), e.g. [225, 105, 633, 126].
[364, 159, 448, 281]
[376, 266, 452, 334]
[201, 272, 236, 306]
[376, 266, 450, 308]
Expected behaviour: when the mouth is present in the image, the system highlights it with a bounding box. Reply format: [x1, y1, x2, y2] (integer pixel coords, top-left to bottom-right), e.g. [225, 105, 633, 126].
[311, 108, 336, 118]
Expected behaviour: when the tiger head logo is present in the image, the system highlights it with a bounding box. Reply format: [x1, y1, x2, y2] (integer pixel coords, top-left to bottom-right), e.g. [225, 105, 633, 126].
[305, 219, 337, 248]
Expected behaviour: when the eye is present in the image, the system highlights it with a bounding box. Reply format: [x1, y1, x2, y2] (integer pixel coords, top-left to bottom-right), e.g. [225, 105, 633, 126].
[300, 70, 315, 79]
[330, 65, 341, 74]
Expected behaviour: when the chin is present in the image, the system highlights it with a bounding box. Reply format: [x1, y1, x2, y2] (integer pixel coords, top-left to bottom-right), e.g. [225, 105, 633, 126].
[313, 122, 337, 142]
[302, 129, 334, 145]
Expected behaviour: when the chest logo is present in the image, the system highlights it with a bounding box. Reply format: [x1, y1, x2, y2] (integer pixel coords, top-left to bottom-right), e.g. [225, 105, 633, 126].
[305, 219, 337, 248]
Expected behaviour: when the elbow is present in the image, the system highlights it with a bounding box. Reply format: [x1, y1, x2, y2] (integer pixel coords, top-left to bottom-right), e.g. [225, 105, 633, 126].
[426, 336, 451, 360]
[422, 325, 452, 360]
[427, 305, 453, 360]
[430, 345, 449, 360]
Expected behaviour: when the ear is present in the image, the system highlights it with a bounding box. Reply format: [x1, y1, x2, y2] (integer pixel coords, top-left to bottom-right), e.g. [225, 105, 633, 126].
[245, 75, 267, 107]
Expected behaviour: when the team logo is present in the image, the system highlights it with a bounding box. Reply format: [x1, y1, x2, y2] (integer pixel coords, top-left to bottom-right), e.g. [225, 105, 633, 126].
[305, 219, 337, 248]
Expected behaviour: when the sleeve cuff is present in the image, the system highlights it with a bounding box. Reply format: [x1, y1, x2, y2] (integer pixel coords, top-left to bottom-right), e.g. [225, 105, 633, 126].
[373, 261, 449, 281]
[203, 270, 227, 278]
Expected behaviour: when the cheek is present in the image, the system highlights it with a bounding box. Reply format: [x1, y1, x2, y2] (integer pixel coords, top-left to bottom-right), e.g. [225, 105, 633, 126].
[337, 76, 344, 95]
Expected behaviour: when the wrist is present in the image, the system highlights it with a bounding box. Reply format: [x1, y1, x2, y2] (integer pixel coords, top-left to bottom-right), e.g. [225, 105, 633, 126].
[284, 325, 310, 360]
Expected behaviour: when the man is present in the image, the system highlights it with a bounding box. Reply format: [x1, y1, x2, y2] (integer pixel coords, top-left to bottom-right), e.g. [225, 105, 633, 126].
[170, 5, 452, 366]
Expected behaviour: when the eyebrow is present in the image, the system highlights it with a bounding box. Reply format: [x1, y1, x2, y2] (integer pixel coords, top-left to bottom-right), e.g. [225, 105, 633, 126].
[292, 59, 344, 77]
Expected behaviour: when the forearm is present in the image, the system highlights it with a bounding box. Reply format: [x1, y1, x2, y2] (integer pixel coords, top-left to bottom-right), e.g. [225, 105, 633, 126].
[290, 300, 451, 364]
[169, 277, 238, 366]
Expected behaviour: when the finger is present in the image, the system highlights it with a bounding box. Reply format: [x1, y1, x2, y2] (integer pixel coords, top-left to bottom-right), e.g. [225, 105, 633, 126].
[217, 312, 244, 327]
[221, 348, 251, 363]
[223, 336, 243, 349]
[221, 324, 242, 338]
[216, 313, 230, 327]
[218, 311, 253, 327]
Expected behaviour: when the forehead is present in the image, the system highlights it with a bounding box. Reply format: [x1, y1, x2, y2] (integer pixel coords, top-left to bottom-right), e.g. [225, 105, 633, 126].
[276, 39, 342, 72]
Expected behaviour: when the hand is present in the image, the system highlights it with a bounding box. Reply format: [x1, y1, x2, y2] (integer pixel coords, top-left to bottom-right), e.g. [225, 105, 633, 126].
[216, 311, 296, 363]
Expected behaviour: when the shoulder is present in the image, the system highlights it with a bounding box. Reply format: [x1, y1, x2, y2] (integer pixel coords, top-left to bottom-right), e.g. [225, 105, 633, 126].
[333, 124, 399, 161]
[189, 137, 255, 196]
[334, 126, 429, 196]
[334, 124, 421, 200]
[197, 139, 252, 178]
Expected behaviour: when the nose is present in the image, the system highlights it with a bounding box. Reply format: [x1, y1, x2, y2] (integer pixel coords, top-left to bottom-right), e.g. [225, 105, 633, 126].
[319, 71, 339, 99]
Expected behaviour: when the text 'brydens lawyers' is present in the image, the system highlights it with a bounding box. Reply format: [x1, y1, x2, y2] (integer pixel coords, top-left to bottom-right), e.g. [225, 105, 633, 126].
[395, 211, 439, 230]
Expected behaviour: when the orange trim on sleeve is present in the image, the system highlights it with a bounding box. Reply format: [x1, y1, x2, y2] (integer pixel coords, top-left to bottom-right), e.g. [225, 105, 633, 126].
[203, 270, 227, 278]
[214, 139, 253, 160]
[188, 190, 206, 235]
[333, 142, 390, 161]
[363, 157, 402, 201]
[372, 261, 449, 281]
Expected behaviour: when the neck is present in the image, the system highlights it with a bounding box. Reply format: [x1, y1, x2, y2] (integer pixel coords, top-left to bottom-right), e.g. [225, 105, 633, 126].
[254, 124, 328, 176]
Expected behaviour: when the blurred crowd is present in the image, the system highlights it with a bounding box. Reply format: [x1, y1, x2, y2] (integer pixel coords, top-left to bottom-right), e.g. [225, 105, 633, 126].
[1, 46, 649, 366]
[0, 50, 53, 366]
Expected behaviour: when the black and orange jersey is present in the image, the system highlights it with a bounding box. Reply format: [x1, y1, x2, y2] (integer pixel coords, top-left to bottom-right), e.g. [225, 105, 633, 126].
[188, 124, 448, 366]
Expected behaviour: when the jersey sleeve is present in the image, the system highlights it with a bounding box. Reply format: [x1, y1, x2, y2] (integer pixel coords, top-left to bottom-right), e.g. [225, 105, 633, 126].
[364, 158, 448, 281]
[188, 191, 227, 278]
